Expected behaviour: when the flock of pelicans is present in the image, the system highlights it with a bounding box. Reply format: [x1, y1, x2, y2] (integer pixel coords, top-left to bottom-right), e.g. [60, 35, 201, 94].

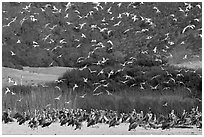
[3, 107, 202, 131]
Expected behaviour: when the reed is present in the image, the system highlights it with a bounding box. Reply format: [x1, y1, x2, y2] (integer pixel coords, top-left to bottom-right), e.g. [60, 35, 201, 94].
[2, 84, 201, 117]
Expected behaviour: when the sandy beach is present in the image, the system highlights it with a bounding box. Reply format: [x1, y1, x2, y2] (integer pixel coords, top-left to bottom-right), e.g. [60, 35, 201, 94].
[2, 122, 202, 135]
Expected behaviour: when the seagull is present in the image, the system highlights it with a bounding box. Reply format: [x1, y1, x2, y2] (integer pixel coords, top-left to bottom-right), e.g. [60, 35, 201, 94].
[182, 24, 195, 34]
[8, 77, 14, 83]
[11, 92, 16, 95]
[120, 62, 126, 67]
[140, 83, 145, 90]
[141, 71, 146, 74]
[54, 95, 61, 100]
[165, 71, 173, 77]
[113, 21, 121, 27]
[123, 75, 134, 80]
[183, 54, 188, 59]
[141, 50, 148, 54]
[41, 84, 48, 88]
[17, 98, 23, 102]
[196, 4, 201, 9]
[195, 98, 201, 102]
[83, 77, 88, 83]
[106, 90, 113, 96]
[65, 100, 71, 104]
[55, 86, 61, 91]
[120, 80, 129, 84]
[185, 87, 192, 94]
[79, 93, 86, 98]
[93, 92, 103, 96]
[5, 87, 11, 94]
[45, 104, 51, 108]
[102, 83, 109, 87]
[88, 68, 97, 73]
[169, 78, 175, 83]
[77, 57, 85, 63]
[55, 79, 65, 83]
[153, 46, 157, 53]
[130, 83, 137, 87]
[97, 69, 104, 76]
[108, 70, 114, 78]
[177, 81, 185, 86]
[73, 84, 78, 91]
[92, 60, 102, 65]
[49, 61, 54, 67]
[151, 75, 160, 80]
[17, 39, 21, 43]
[13, 81, 17, 85]
[10, 51, 16, 56]
[57, 54, 63, 58]
[163, 102, 168, 107]
[93, 85, 102, 92]
[81, 33, 86, 38]
[107, 40, 113, 45]
[79, 22, 86, 29]
[150, 84, 159, 90]
[155, 58, 162, 62]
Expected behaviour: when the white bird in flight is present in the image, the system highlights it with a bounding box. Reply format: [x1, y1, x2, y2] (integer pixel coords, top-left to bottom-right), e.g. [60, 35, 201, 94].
[54, 95, 61, 100]
[10, 51, 16, 56]
[73, 84, 78, 91]
[79, 93, 86, 98]
[5, 87, 11, 94]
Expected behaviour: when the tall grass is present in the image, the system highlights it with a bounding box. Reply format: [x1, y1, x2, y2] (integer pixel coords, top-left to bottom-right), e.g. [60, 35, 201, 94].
[2, 83, 201, 117]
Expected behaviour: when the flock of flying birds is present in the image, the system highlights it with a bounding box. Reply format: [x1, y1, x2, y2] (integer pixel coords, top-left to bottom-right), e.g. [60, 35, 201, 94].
[3, 2, 202, 106]
[2, 3, 202, 132]
[3, 2, 201, 66]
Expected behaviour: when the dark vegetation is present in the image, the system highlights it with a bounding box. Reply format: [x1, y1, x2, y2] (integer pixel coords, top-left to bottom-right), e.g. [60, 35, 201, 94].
[2, 63, 202, 115]
[2, 2, 202, 115]
[2, 2, 202, 68]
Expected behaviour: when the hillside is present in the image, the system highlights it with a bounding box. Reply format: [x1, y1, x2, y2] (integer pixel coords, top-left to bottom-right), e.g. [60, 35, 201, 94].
[2, 2, 202, 69]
